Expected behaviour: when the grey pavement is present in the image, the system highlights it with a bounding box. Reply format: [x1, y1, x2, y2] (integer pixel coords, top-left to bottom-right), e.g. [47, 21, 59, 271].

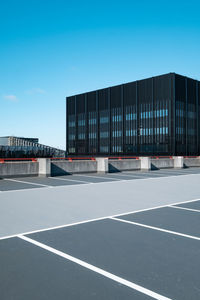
[1, 170, 200, 238]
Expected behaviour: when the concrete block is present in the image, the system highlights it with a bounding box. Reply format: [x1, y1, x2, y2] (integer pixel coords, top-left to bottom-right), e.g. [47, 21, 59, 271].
[96, 158, 108, 173]
[109, 159, 141, 172]
[151, 158, 174, 170]
[173, 156, 183, 168]
[183, 157, 200, 168]
[38, 158, 51, 177]
[140, 157, 151, 170]
[0, 162, 38, 178]
[51, 160, 97, 175]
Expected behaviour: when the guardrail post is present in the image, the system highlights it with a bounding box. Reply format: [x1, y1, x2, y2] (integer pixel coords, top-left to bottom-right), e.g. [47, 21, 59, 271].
[140, 157, 151, 170]
[96, 158, 108, 173]
[37, 158, 51, 177]
[173, 156, 183, 168]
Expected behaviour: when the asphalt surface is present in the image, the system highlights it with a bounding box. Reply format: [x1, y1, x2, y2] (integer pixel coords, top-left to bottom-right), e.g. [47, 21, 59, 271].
[1, 167, 200, 191]
[1, 168, 200, 299]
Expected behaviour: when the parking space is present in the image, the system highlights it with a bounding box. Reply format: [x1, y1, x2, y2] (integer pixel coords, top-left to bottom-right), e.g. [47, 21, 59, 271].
[1, 168, 200, 192]
[1, 167, 200, 300]
[14, 176, 87, 186]
[60, 174, 120, 183]
[0, 198, 199, 300]
[0, 178, 44, 191]
[0, 237, 150, 300]
[175, 199, 200, 211]
[114, 206, 200, 238]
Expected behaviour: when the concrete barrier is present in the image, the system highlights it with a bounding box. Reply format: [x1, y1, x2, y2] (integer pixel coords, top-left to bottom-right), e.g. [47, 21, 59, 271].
[174, 156, 183, 168]
[151, 158, 174, 170]
[96, 158, 108, 173]
[0, 161, 39, 178]
[38, 158, 51, 177]
[183, 157, 200, 168]
[2, 156, 200, 178]
[109, 159, 141, 172]
[140, 157, 151, 170]
[51, 160, 97, 176]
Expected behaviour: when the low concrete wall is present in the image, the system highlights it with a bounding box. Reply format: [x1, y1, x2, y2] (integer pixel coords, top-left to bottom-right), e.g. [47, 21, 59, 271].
[0, 162, 39, 178]
[2, 157, 200, 178]
[51, 160, 97, 176]
[183, 158, 200, 168]
[151, 158, 174, 170]
[109, 159, 141, 172]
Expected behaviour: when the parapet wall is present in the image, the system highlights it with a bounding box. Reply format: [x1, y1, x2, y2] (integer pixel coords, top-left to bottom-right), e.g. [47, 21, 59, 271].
[51, 160, 97, 176]
[183, 157, 200, 168]
[151, 158, 174, 170]
[0, 161, 39, 178]
[0, 156, 200, 178]
[109, 159, 141, 172]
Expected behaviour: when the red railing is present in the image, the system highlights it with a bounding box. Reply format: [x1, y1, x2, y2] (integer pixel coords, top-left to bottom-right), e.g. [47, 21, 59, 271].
[0, 158, 37, 163]
[108, 156, 139, 160]
[51, 157, 96, 161]
[0, 156, 199, 164]
[151, 156, 173, 159]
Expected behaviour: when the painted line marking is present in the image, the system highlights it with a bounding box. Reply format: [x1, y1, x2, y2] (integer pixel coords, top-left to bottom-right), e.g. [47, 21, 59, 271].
[1, 172, 200, 194]
[111, 217, 200, 241]
[18, 235, 172, 300]
[4, 178, 52, 188]
[169, 205, 200, 213]
[0, 198, 200, 241]
[49, 177, 90, 184]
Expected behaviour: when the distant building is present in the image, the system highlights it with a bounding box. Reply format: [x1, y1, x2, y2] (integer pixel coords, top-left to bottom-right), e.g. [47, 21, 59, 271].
[66, 73, 200, 156]
[0, 136, 65, 158]
[0, 136, 39, 147]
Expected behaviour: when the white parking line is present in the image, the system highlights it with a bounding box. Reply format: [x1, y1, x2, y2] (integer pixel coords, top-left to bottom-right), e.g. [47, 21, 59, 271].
[111, 217, 200, 241]
[0, 198, 200, 241]
[49, 177, 91, 184]
[1, 172, 200, 194]
[4, 178, 52, 188]
[169, 205, 200, 213]
[19, 235, 172, 300]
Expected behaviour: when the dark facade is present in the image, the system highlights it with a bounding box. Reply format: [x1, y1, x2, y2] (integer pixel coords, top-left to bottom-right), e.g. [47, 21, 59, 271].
[66, 73, 200, 156]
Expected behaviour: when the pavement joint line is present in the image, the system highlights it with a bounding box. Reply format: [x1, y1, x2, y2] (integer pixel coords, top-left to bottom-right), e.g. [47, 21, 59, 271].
[0, 197, 200, 241]
[1, 172, 200, 194]
[150, 171, 188, 176]
[4, 178, 53, 188]
[74, 174, 121, 181]
[110, 217, 200, 241]
[158, 170, 200, 175]
[106, 173, 153, 178]
[169, 205, 200, 213]
[49, 177, 91, 184]
[18, 235, 172, 300]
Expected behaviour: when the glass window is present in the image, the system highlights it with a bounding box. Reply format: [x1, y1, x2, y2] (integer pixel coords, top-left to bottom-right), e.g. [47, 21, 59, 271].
[89, 119, 96, 125]
[100, 131, 109, 138]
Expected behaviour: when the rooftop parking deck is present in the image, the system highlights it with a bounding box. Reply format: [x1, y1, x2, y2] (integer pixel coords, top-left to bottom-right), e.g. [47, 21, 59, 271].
[1, 168, 200, 299]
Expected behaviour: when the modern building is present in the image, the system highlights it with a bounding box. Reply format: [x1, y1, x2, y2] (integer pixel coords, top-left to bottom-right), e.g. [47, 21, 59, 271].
[0, 136, 65, 158]
[66, 73, 200, 156]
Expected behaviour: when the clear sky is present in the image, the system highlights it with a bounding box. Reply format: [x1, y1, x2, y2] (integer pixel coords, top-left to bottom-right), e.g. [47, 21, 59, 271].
[1, 0, 200, 149]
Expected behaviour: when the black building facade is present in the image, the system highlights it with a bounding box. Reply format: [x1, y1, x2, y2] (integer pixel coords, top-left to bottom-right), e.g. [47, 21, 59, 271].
[66, 73, 200, 156]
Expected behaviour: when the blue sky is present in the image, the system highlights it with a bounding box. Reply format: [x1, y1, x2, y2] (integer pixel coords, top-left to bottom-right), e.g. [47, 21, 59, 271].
[1, 0, 200, 149]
